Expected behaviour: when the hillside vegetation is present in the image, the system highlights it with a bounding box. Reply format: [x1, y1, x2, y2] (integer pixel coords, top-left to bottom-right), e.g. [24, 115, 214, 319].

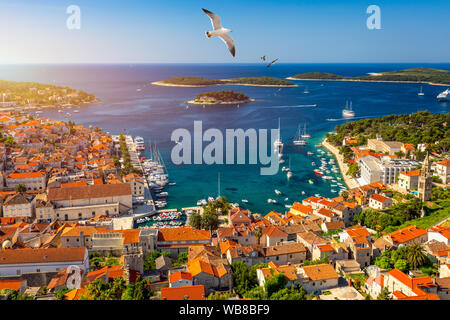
[192, 90, 250, 103]
[291, 68, 450, 85]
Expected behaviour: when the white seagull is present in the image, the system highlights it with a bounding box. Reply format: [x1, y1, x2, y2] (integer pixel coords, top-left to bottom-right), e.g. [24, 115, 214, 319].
[202, 8, 235, 57]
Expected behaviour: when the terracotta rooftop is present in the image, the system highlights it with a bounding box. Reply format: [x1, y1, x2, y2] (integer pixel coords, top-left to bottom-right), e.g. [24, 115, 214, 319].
[160, 285, 206, 300]
[0, 247, 87, 265]
[48, 183, 131, 201]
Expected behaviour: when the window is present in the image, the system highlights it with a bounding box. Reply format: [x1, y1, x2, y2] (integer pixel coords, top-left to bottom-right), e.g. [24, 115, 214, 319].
[67, 239, 69, 242]
[16, 270, 21, 275]
[36, 269, 40, 272]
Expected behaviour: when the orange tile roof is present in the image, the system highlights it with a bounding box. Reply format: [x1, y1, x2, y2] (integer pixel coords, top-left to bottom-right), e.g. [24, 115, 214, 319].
[428, 226, 450, 239]
[64, 288, 86, 300]
[301, 264, 339, 281]
[0, 279, 25, 291]
[160, 285, 205, 300]
[0, 247, 86, 265]
[156, 227, 211, 242]
[61, 181, 87, 188]
[386, 226, 427, 244]
[370, 193, 389, 203]
[291, 202, 313, 215]
[436, 159, 450, 167]
[400, 170, 421, 177]
[169, 271, 193, 283]
[7, 171, 45, 179]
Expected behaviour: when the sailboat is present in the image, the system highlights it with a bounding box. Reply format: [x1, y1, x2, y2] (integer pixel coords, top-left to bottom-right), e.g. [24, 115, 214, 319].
[418, 86, 424, 96]
[293, 124, 307, 146]
[273, 118, 283, 156]
[342, 100, 355, 118]
[301, 123, 311, 139]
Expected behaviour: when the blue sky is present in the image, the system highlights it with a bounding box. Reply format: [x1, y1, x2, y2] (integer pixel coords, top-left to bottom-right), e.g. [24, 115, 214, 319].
[0, 0, 449, 63]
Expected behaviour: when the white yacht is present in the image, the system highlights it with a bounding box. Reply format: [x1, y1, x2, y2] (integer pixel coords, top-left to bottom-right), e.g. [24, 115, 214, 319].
[301, 123, 311, 139]
[274, 118, 284, 154]
[437, 88, 450, 101]
[134, 136, 145, 151]
[342, 101, 355, 118]
[293, 124, 307, 146]
[418, 86, 424, 96]
[275, 189, 281, 195]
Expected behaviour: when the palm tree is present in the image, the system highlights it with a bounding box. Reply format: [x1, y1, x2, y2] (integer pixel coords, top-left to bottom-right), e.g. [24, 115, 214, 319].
[255, 227, 263, 245]
[407, 243, 427, 269]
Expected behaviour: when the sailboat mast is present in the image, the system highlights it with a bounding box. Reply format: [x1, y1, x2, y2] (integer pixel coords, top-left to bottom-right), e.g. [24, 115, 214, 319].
[218, 172, 221, 198]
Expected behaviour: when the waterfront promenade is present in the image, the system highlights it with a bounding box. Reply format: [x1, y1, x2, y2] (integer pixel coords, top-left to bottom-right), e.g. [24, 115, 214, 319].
[321, 139, 360, 190]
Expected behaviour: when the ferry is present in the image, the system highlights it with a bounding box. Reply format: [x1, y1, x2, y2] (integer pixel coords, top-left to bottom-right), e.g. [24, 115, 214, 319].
[134, 136, 145, 151]
[437, 88, 450, 101]
[342, 100, 355, 118]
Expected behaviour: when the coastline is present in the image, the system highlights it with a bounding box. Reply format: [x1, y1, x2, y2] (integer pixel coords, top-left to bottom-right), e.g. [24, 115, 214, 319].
[186, 98, 256, 105]
[285, 77, 450, 87]
[321, 138, 360, 190]
[151, 80, 297, 88]
[151, 81, 217, 87]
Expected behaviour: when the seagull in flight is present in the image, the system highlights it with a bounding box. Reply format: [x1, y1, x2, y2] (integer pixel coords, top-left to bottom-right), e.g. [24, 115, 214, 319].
[267, 58, 279, 68]
[261, 55, 267, 61]
[202, 8, 235, 57]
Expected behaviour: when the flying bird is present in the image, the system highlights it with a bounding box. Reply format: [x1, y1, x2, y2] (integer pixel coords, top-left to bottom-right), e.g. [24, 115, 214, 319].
[267, 58, 279, 68]
[202, 8, 235, 57]
[261, 55, 266, 61]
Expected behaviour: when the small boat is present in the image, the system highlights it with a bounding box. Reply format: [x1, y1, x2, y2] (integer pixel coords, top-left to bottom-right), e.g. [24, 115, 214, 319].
[437, 88, 450, 101]
[342, 100, 355, 118]
[241, 199, 248, 203]
[275, 189, 281, 195]
[285, 205, 292, 209]
[168, 182, 176, 186]
[301, 191, 305, 195]
[418, 86, 424, 96]
[311, 162, 316, 166]
[308, 180, 314, 184]
[314, 170, 323, 175]
[279, 159, 285, 164]
[208, 196, 215, 202]
[284, 197, 289, 201]
[287, 171, 293, 179]
[304, 86, 309, 94]
[293, 124, 307, 146]
[307, 152, 314, 156]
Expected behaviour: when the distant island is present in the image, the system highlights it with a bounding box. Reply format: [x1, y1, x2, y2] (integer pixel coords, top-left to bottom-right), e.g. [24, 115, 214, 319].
[288, 68, 450, 86]
[0, 79, 99, 109]
[186, 90, 255, 105]
[152, 76, 296, 87]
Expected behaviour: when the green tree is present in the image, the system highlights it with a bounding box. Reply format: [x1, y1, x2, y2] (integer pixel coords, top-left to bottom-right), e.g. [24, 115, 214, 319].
[377, 288, 392, 300]
[394, 259, 409, 272]
[188, 212, 202, 229]
[407, 244, 427, 269]
[15, 184, 27, 193]
[264, 273, 287, 298]
[255, 227, 263, 245]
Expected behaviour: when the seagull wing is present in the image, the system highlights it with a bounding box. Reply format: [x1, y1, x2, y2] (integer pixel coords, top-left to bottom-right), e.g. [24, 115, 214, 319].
[267, 58, 279, 67]
[219, 33, 236, 57]
[202, 8, 222, 30]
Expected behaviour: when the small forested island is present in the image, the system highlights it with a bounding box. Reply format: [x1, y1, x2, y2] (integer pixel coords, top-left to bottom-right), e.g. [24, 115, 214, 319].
[288, 68, 450, 85]
[187, 90, 254, 105]
[326, 111, 450, 154]
[152, 76, 296, 87]
[0, 79, 99, 109]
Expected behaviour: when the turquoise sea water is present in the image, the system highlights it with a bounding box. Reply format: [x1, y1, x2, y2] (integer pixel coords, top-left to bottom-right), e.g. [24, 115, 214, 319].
[0, 63, 448, 214]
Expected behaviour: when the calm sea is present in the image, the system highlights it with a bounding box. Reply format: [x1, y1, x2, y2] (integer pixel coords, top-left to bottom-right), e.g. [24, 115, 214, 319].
[0, 63, 448, 214]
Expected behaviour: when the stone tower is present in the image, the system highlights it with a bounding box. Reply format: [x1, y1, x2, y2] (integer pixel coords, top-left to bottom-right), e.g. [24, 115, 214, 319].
[417, 152, 432, 202]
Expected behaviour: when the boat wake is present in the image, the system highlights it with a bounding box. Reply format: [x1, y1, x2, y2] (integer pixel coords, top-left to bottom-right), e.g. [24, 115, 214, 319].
[326, 114, 384, 122]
